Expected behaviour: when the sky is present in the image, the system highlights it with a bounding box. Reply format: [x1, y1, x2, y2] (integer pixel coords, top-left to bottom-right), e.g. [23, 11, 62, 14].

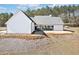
[0, 4, 78, 14]
[0, 4, 55, 13]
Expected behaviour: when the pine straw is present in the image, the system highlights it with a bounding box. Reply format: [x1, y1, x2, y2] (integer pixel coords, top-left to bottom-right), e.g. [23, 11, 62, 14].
[44, 31, 73, 35]
[0, 33, 45, 40]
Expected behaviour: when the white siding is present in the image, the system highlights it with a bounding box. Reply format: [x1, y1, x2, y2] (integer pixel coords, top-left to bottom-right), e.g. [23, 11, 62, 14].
[7, 21, 32, 33]
[54, 25, 63, 31]
[6, 11, 34, 34]
[31, 22, 35, 33]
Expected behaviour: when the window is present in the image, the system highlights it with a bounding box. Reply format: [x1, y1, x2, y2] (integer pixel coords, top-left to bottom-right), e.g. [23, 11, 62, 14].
[35, 25, 54, 31]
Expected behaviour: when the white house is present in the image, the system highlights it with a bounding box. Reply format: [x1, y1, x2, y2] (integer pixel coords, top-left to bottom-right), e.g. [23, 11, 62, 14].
[32, 16, 64, 31]
[5, 11, 35, 34]
[5, 11, 64, 34]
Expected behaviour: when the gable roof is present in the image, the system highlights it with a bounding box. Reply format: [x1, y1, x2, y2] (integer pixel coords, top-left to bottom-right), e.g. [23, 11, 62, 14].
[32, 16, 64, 25]
[22, 11, 36, 24]
[5, 11, 36, 25]
[5, 11, 64, 26]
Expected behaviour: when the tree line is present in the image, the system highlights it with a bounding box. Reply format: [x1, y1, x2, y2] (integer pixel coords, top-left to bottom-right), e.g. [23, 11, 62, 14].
[0, 4, 79, 27]
[0, 13, 13, 27]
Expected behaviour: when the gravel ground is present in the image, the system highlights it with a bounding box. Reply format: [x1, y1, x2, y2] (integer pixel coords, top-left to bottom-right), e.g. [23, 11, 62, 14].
[0, 34, 79, 55]
[0, 27, 79, 55]
[0, 38, 49, 55]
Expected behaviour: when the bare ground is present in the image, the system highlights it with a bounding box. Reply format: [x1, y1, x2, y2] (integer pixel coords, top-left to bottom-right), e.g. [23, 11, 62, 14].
[0, 27, 79, 55]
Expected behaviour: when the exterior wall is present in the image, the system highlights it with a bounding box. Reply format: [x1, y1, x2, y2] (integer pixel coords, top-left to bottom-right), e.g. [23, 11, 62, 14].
[31, 22, 35, 33]
[6, 11, 34, 34]
[54, 25, 63, 31]
[7, 21, 32, 33]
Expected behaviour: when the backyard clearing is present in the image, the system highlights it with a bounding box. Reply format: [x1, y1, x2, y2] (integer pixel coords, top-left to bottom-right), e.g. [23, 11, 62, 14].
[0, 27, 79, 54]
[0, 38, 49, 55]
[0, 34, 79, 55]
[44, 31, 73, 34]
[0, 33, 45, 40]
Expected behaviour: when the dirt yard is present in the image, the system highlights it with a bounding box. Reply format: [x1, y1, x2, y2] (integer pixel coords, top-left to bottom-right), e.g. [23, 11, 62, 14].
[0, 27, 79, 55]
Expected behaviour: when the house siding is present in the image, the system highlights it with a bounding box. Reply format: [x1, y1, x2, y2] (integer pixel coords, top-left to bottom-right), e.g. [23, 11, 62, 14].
[31, 22, 35, 33]
[6, 11, 34, 34]
[54, 25, 63, 31]
[7, 19, 32, 34]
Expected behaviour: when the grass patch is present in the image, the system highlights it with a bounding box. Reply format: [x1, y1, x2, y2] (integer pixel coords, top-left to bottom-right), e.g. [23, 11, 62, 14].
[0, 33, 45, 40]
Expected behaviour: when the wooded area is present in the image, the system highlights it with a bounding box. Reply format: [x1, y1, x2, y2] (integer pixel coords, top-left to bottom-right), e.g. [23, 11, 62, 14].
[0, 4, 79, 27]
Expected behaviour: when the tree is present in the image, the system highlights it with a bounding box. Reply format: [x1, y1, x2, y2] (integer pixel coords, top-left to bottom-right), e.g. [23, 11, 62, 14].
[0, 13, 13, 27]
